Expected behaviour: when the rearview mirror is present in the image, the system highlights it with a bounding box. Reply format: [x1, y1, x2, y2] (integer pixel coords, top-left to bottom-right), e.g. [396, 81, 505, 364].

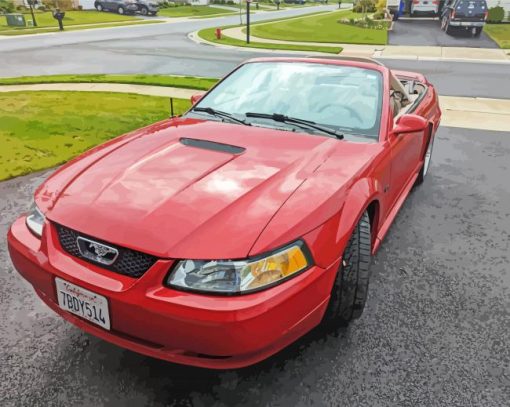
[190, 93, 205, 106]
[393, 114, 428, 135]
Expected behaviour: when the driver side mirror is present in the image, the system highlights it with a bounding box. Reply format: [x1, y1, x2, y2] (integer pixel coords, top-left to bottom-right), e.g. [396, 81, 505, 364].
[190, 93, 205, 106]
[393, 114, 428, 135]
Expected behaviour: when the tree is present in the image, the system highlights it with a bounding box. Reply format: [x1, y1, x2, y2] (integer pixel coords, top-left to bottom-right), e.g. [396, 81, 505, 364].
[353, 0, 376, 16]
[0, 0, 15, 13]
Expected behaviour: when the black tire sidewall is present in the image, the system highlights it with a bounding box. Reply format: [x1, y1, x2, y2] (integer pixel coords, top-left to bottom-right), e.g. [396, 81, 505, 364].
[323, 211, 372, 326]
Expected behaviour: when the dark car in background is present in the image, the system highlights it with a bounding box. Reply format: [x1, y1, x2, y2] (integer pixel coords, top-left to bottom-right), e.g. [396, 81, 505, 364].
[440, 0, 488, 36]
[95, 0, 159, 15]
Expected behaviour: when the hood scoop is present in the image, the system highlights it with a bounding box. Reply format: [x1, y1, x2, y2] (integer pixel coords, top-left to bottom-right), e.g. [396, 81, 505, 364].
[180, 138, 245, 155]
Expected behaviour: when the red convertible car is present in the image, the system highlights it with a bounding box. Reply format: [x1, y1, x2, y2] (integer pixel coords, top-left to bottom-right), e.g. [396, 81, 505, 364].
[8, 57, 441, 369]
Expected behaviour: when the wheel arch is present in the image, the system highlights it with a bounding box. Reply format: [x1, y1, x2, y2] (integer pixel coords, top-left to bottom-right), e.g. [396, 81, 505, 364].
[305, 177, 382, 268]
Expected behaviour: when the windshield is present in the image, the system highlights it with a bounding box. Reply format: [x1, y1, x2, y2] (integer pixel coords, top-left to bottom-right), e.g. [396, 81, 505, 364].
[190, 62, 383, 139]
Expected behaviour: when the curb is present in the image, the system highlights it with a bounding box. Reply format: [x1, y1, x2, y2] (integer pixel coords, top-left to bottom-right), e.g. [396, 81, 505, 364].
[374, 53, 510, 64]
[187, 31, 339, 56]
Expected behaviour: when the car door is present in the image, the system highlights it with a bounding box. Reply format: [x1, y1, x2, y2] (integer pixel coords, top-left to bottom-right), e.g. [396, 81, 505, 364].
[387, 112, 426, 205]
[107, 0, 120, 10]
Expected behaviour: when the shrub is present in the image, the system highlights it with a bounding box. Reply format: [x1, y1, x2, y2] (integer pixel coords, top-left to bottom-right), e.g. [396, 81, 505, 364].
[353, 0, 376, 13]
[41, 0, 70, 9]
[41, 0, 76, 10]
[373, 9, 385, 19]
[0, 0, 14, 13]
[339, 14, 386, 29]
[487, 6, 504, 23]
[38, 4, 46, 10]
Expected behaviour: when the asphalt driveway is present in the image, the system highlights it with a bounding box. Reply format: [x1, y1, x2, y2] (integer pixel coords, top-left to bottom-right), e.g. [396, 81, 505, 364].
[389, 18, 498, 47]
[1, 126, 509, 406]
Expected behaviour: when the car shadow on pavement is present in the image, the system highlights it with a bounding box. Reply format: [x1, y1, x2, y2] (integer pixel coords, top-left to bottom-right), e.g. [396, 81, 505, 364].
[87, 323, 351, 404]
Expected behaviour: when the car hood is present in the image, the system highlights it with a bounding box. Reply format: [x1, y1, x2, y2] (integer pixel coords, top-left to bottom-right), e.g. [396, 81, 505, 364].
[45, 118, 344, 259]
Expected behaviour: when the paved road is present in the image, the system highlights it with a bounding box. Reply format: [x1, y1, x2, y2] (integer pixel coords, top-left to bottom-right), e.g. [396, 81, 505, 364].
[389, 18, 498, 48]
[1, 126, 509, 406]
[2, 29, 510, 99]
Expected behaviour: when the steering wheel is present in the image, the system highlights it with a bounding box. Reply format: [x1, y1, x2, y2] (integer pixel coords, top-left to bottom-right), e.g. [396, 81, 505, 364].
[317, 104, 364, 124]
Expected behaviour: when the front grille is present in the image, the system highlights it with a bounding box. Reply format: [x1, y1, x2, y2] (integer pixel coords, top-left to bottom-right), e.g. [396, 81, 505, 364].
[55, 224, 157, 278]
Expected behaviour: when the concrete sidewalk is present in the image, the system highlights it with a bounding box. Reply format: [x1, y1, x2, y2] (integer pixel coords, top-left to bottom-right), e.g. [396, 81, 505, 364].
[220, 26, 510, 63]
[1, 82, 509, 132]
[0, 83, 197, 99]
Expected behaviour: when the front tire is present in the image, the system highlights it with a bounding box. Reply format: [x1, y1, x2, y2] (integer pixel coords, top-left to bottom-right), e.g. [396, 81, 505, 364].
[323, 211, 371, 327]
[96, 3, 103, 11]
[118, 6, 125, 14]
[139, 6, 148, 15]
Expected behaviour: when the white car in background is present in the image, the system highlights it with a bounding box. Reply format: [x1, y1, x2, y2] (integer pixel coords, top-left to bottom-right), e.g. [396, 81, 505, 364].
[411, 0, 440, 15]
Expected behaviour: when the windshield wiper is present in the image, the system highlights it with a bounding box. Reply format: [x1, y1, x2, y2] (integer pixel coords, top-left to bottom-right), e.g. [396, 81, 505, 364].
[245, 112, 343, 139]
[192, 107, 250, 126]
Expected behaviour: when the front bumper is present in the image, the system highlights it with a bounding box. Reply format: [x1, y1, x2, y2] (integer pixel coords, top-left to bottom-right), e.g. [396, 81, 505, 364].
[7, 217, 336, 369]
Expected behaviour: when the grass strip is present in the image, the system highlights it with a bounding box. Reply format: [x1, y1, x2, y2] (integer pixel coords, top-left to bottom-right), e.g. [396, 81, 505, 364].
[198, 26, 342, 54]
[0, 74, 218, 91]
[484, 23, 510, 49]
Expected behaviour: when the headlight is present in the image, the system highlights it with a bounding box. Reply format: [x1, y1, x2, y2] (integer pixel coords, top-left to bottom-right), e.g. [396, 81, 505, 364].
[26, 202, 45, 237]
[166, 241, 312, 295]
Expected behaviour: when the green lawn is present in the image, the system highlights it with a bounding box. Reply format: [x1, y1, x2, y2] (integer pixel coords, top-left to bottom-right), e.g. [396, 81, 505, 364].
[0, 20, 160, 35]
[158, 5, 236, 18]
[250, 10, 388, 45]
[0, 74, 218, 91]
[199, 26, 343, 53]
[0, 91, 190, 181]
[484, 23, 510, 49]
[0, 10, 143, 34]
[0, 10, 137, 29]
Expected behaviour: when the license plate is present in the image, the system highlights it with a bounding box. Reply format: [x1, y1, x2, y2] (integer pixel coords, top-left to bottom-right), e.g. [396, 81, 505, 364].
[55, 277, 111, 330]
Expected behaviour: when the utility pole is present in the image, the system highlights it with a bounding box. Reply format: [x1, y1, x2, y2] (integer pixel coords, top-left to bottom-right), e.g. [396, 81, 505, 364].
[28, 0, 37, 27]
[246, 0, 251, 44]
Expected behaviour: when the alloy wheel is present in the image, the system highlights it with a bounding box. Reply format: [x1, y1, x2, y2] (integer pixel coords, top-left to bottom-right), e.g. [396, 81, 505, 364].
[423, 138, 434, 177]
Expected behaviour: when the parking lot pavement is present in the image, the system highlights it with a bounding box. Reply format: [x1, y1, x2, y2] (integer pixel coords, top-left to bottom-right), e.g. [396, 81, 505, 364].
[389, 18, 498, 48]
[1, 126, 509, 406]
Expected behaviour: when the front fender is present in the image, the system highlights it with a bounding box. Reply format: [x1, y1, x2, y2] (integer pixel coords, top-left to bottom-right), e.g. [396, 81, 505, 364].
[302, 177, 381, 269]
